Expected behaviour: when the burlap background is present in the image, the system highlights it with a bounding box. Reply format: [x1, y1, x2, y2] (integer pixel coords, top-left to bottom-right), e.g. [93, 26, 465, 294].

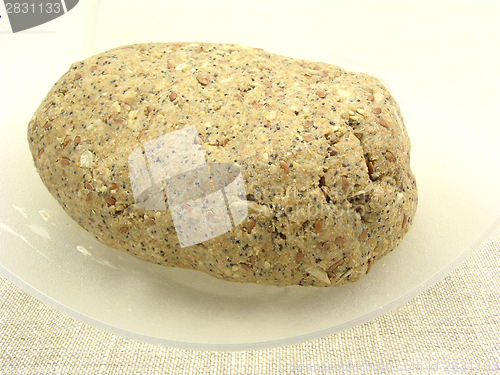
[1, 229, 499, 375]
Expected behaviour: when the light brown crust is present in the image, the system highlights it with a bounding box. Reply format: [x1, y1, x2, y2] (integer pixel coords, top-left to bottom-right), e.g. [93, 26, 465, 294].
[27, 42, 417, 287]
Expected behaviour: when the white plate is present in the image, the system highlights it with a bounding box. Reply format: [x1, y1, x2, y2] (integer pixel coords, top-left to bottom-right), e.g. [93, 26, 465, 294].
[1, 0, 499, 351]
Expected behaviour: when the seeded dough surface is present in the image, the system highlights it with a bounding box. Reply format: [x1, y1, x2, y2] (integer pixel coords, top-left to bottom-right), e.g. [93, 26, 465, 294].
[28, 43, 417, 287]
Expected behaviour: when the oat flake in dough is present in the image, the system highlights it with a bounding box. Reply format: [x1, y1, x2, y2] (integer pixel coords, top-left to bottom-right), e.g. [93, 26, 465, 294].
[27, 42, 418, 287]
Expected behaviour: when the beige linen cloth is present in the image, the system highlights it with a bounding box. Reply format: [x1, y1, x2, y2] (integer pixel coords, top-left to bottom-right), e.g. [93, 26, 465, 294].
[1, 229, 499, 375]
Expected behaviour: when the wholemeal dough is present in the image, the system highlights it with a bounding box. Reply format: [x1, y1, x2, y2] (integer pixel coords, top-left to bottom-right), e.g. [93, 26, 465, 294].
[27, 42, 417, 287]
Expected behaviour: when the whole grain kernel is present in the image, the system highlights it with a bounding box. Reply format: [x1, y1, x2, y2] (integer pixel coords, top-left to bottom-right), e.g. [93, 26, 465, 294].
[240, 263, 252, 271]
[91, 66, 97, 73]
[366, 260, 373, 274]
[75, 73, 82, 80]
[42, 101, 52, 112]
[86, 193, 91, 202]
[322, 241, 332, 251]
[197, 75, 209, 86]
[43, 102, 54, 113]
[330, 258, 344, 270]
[314, 220, 323, 234]
[120, 227, 129, 234]
[169, 92, 178, 101]
[43, 121, 52, 129]
[109, 183, 118, 190]
[328, 146, 338, 156]
[368, 95, 375, 102]
[84, 182, 94, 190]
[61, 158, 70, 165]
[247, 218, 256, 234]
[104, 196, 116, 206]
[304, 121, 314, 128]
[302, 136, 313, 142]
[145, 218, 155, 226]
[367, 161, 374, 175]
[279, 161, 290, 174]
[335, 236, 345, 247]
[316, 90, 327, 99]
[402, 214, 408, 228]
[341, 176, 349, 195]
[137, 129, 147, 140]
[295, 250, 304, 263]
[62, 137, 72, 148]
[358, 229, 368, 241]
[74, 136, 81, 144]
[385, 151, 396, 162]
[37, 149, 44, 159]
[377, 117, 389, 129]
[372, 108, 382, 114]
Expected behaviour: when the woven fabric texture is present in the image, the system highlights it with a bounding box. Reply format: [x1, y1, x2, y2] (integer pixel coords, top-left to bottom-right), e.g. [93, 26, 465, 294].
[1, 230, 499, 375]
